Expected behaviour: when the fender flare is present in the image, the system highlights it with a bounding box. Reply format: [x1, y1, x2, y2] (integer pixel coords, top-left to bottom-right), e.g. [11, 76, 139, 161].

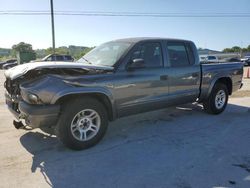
[51, 87, 117, 120]
[206, 75, 232, 99]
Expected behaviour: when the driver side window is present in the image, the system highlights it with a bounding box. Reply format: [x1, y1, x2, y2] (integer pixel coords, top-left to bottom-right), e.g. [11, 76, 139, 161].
[131, 42, 163, 68]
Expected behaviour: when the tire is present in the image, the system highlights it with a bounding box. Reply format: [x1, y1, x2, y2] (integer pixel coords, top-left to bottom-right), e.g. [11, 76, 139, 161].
[56, 97, 108, 150]
[203, 83, 229, 114]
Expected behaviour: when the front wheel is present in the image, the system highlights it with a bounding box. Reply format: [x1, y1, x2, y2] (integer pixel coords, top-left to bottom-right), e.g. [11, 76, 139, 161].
[56, 97, 108, 150]
[203, 83, 229, 114]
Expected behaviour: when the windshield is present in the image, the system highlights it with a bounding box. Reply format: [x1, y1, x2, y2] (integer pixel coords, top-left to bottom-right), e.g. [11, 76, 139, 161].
[42, 54, 51, 61]
[77, 42, 131, 66]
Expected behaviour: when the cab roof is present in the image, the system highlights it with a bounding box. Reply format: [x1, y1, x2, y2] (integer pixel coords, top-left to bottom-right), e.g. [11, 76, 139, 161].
[112, 37, 192, 44]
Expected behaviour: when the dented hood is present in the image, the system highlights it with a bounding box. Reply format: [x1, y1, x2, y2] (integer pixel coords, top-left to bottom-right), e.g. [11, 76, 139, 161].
[4, 61, 114, 80]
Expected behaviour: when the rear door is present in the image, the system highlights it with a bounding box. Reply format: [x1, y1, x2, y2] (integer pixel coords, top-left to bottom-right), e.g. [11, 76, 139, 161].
[166, 41, 200, 103]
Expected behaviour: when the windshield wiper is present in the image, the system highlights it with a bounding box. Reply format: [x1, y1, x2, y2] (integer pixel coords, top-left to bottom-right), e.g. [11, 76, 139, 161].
[82, 57, 92, 64]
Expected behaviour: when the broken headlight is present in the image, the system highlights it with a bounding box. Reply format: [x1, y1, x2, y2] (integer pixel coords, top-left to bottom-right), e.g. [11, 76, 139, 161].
[22, 91, 43, 104]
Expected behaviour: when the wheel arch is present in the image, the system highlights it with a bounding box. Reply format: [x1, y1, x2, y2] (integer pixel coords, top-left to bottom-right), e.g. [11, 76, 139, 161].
[208, 76, 232, 97]
[54, 92, 116, 121]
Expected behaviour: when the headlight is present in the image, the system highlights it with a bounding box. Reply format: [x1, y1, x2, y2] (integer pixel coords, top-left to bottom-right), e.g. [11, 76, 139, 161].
[28, 93, 38, 103]
[27, 93, 43, 104]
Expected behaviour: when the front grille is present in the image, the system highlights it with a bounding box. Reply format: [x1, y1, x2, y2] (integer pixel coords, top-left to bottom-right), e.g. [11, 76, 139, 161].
[4, 78, 12, 94]
[4, 78, 20, 96]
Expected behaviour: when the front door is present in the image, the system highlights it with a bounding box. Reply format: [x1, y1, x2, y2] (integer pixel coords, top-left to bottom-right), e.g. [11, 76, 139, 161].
[114, 41, 169, 117]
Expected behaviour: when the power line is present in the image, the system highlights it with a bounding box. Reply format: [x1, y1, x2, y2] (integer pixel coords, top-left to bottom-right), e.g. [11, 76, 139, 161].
[0, 10, 250, 17]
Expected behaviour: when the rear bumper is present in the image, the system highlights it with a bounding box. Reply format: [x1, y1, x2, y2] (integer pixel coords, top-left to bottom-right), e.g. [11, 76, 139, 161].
[5, 92, 60, 128]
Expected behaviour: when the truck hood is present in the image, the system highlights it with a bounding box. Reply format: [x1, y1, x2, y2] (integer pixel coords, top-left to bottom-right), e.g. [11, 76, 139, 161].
[4, 61, 114, 80]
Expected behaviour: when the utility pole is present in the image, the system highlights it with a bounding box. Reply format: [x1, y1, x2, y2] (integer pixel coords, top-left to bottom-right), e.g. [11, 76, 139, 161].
[50, 0, 55, 53]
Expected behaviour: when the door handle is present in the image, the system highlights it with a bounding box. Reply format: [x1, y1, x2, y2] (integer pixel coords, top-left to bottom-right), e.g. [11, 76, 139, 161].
[160, 75, 168, 80]
[192, 73, 199, 77]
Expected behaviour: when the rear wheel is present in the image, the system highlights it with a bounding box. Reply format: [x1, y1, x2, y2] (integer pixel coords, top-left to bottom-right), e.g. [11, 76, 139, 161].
[56, 97, 108, 150]
[203, 83, 228, 114]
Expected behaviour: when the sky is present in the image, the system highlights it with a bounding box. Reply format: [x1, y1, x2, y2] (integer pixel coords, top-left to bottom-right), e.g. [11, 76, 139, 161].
[0, 0, 249, 51]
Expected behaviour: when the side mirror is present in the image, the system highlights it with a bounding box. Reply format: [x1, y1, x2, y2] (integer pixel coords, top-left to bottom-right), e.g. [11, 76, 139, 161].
[127, 58, 145, 71]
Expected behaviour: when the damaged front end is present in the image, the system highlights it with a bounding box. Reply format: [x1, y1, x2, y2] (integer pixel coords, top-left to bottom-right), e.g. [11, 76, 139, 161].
[5, 77, 22, 119]
[4, 70, 65, 130]
[4, 61, 113, 130]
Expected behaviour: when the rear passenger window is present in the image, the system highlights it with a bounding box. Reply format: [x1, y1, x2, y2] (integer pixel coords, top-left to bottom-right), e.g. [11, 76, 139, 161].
[167, 42, 190, 67]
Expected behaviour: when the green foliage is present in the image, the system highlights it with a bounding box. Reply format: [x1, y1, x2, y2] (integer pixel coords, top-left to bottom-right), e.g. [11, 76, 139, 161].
[222, 45, 250, 53]
[12, 42, 33, 53]
[1, 44, 94, 62]
[74, 47, 94, 59]
[36, 46, 94, 60]
[248, 45, 250, 51]
[242, 48, 248, 53]
[0, 55, 12, 61]
[45, 47, 69, 55]
[231, 46, 241, 52]
[222, 48, 234, 53]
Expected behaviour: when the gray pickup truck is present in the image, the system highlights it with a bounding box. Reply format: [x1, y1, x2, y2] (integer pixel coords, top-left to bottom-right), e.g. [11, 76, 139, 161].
[4, 38, 243, 150]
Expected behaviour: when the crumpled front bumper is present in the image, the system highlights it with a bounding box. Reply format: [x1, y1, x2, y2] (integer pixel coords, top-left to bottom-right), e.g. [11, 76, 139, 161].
[5, 92, 60, 128]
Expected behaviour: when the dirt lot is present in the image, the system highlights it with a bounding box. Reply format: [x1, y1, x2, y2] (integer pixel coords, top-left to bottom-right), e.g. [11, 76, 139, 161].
[0, 69, 250, 188]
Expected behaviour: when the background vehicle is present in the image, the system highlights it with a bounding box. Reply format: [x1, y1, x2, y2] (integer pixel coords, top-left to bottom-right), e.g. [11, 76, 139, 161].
[4, 38, 243, 150]
[2, 61, 18, 69]
[200, 55, 220, 63]
[206, 55, 219, 62]
[30, 54, 74, 63]
[241, 56, 250, 66]
[227, 57, 241, 62]
[0, 59, 17, 69]
[41, 54, 74, 62]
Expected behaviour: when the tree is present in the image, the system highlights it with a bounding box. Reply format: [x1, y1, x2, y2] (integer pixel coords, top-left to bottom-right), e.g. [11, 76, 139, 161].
[12, 42, 33, 52]
[74, 47, 94, 59]
[222, 48, 233, 53]
[231, 46, 241, 52]
[222, 46, 247, 53]
[242, 48, 248, 53]
[45, 47, 69, 56]
[247, 45, 250, 52]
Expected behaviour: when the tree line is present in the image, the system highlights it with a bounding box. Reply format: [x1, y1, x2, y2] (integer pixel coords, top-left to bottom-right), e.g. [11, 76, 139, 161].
[0, 42, 94, 61]
[222, 45, 250, 53]
[1, 42, 250, 62]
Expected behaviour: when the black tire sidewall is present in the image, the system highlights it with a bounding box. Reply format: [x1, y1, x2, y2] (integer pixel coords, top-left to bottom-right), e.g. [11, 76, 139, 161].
[56, 97, 108, 150]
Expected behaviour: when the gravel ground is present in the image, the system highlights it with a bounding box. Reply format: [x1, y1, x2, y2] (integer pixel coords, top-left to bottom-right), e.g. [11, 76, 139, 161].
[0, 69, 250, 188]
